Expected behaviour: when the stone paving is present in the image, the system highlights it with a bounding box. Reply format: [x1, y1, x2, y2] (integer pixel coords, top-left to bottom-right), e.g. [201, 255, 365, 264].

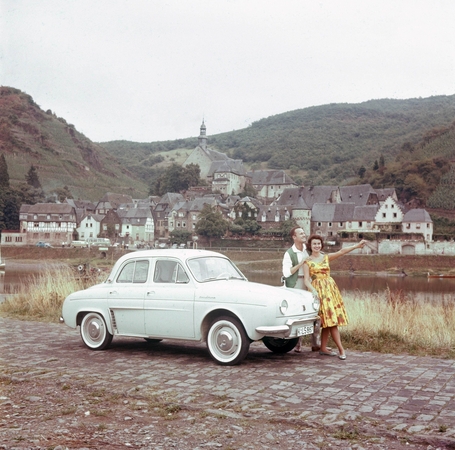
[1, 316, 455, 449]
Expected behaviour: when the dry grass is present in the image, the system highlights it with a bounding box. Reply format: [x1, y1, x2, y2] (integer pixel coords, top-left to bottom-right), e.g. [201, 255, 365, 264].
[342, 289, 455, 358]
[0, 265, 105, 322]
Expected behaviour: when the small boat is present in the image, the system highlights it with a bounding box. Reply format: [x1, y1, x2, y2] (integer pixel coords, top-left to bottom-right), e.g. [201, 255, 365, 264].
[427, 273, 455, 279]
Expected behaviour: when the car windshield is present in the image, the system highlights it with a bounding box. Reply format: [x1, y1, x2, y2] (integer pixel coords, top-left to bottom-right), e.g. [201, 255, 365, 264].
[187, 256, 246, 282]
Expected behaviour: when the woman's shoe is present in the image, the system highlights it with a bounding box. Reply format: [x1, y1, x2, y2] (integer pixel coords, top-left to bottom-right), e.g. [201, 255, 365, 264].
[294, 347, 302, 353]
[338, 354, 347, 360]
[319, 350, 337, 356]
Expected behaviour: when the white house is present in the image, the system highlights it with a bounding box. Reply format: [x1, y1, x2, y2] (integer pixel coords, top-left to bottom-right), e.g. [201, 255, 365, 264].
[77, 213, 104, 242]
[402, 208, 433, 242]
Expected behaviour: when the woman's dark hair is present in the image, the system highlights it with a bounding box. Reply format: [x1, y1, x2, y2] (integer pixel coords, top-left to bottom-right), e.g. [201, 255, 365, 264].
[306, 234, 324, 253]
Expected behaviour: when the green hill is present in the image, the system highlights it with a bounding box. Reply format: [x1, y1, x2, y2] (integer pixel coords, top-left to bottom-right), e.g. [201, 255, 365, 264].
[101, 95, 455, 188]
[0, 87, 148, 201]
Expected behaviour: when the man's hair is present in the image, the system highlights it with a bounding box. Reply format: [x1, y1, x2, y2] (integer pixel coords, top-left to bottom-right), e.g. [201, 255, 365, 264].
[290, 226, 302, 238]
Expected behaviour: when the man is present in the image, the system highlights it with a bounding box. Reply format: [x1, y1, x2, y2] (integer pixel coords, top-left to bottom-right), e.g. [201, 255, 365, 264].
[282, 226, 308, 289]
[282, 226, 321, 352]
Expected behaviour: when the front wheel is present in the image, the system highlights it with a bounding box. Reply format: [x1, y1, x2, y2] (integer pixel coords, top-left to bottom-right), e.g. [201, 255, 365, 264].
[207, 316, 250, 365]
[262, 337, 299, 354]
[80, 312, 113, 350]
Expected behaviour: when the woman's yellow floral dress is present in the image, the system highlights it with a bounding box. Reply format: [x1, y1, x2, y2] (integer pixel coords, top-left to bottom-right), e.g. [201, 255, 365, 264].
[304, 254, 348, 328]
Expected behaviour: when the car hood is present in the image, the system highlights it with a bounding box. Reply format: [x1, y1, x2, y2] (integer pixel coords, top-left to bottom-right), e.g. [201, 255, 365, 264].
[195, 279, 314, 310]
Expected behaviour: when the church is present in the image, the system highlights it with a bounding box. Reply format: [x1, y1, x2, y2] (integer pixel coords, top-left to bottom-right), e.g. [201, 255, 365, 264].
[182, 121, 249, 196]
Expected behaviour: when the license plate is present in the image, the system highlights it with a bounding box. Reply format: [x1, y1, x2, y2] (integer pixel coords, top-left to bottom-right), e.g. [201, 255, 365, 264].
[297, 325, 313, 336]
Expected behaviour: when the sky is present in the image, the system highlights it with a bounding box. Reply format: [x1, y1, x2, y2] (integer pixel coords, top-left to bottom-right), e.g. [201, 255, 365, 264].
[1, 0, 455, 143]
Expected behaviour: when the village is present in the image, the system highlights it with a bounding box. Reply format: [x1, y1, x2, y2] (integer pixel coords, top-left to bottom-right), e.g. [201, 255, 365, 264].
[1, 122, 453, 256]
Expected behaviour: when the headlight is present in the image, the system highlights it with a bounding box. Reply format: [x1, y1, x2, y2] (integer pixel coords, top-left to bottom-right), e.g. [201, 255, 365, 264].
[313, 299, 320, 311]
[279, 299, 288, 315]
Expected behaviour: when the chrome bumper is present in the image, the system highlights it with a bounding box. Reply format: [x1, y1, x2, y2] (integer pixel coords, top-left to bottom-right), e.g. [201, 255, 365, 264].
[255, 317, 318, 338]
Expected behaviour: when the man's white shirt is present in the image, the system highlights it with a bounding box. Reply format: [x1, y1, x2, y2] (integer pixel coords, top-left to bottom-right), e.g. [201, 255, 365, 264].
[282, 244, 309, 278]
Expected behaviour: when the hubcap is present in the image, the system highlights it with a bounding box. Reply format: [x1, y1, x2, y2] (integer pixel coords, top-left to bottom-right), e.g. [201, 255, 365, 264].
[88, 320, 102, 340]
[216, 329, 234, 353]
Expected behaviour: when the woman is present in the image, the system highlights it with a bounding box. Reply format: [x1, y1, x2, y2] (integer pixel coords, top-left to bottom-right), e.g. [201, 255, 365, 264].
[303, 235, 367, 360]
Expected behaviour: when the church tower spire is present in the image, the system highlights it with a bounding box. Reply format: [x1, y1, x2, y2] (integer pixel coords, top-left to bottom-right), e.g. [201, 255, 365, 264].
[198, 119, 207, 150]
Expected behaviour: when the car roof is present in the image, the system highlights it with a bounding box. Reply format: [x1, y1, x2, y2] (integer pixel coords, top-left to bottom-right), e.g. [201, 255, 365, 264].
[114, 249, 227, 264]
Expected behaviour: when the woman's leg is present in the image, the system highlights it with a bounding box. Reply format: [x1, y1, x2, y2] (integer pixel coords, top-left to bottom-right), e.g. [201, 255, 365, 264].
[329, 326, 345, 356]
[320, 327, 331, 352]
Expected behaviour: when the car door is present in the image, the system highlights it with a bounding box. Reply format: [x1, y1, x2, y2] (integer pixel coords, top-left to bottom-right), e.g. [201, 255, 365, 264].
[107, 258, 150, 336]
[144, 258, 195, 338]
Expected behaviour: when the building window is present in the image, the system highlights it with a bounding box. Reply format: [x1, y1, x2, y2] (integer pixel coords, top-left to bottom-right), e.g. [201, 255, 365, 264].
[359, 221, 363, 227]
[382, 213, 386, 218]
[328, 222, 332, 227]
[393, 213, 397, 218]
[339, 222, 343, 226]
[317, 222, 322, 227]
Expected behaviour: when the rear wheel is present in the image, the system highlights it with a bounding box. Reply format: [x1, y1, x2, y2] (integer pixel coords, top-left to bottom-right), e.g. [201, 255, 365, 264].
[80, 312, 113, 350]
[262, 337, 299, 354]
[207, 316, 250, 365]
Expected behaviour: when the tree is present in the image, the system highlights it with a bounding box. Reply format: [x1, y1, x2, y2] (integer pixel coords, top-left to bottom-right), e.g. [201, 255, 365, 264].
[170, 229, 192, 246]
[150, 163, 202, 196]
[279, 219, 299, 242]
[54, 185, 73, 203]
[26, 165, 42, 189]
[358, 166, 366, 179]
[0, 189, 21, 231]
[373, 160, 379, 171]
[0, 153, 10, 189]
[195, 205, 229, 245]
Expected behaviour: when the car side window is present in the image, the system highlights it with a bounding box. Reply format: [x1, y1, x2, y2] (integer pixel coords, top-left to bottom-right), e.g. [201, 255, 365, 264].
[175, 264, 190, 283]
[154, 260, 189, 284]
[116, 260, 149, 283]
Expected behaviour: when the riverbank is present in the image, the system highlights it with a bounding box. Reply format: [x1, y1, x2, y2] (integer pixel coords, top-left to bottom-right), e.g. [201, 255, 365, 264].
[222, 250, 455, 277]
[1, 246, 455, 276]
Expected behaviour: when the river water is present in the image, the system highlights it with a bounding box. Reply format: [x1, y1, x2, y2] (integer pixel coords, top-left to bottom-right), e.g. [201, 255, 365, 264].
[244, 271, 455, 303]
[1, 263, 454, 303]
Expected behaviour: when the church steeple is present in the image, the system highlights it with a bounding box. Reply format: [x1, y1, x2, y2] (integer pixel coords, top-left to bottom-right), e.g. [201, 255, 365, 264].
[198, 119, 207, 150]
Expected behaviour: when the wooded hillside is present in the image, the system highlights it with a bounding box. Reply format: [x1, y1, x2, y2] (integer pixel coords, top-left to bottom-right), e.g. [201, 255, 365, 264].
[101, 95, 455, 190]
[0, 87, 148, 201]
